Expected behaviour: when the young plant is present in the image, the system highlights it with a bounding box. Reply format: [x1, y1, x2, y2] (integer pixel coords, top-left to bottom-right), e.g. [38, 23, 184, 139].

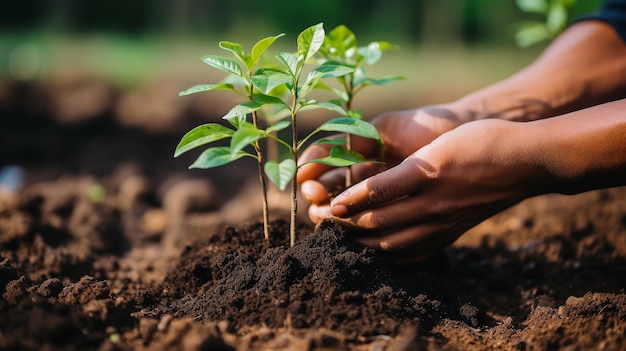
[175, 23, 384, 247]
[316, 25, 403, 187]
[176, 33, 284, 241]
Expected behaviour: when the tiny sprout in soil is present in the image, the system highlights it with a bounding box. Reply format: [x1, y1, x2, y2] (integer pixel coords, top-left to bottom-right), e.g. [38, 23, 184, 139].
[175, 23, 401, 247]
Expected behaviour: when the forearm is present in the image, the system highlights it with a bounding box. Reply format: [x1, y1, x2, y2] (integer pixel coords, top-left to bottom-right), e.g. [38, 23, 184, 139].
[521, 99, 626, 195]
[451, 21, 626, 124]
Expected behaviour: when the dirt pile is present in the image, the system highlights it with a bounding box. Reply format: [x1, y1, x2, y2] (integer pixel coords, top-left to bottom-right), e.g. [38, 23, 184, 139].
[146, 220, 473, 338]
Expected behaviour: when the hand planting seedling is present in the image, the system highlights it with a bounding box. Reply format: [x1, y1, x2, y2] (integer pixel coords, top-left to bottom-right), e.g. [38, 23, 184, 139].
[175, 23, 395, 247]
[316, 24, 403, 187]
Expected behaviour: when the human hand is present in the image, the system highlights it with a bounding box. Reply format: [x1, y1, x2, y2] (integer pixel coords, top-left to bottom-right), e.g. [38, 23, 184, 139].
[298, 105, 466, 205]
[300, 118, 544, 263]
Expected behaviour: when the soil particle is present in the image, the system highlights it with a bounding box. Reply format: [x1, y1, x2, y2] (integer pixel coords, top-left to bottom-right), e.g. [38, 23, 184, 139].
[36, 277, 64, 298]
[0, 256, 19, 291]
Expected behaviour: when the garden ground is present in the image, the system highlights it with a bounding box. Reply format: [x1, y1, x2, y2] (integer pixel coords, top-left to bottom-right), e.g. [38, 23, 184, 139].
[1, 77, 624, 350]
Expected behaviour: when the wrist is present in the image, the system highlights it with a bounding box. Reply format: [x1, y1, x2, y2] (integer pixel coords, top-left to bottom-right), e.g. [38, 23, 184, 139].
[523, 101, 626, 195]
[452, 84, 560, 123]
[505, 121, 559, 197]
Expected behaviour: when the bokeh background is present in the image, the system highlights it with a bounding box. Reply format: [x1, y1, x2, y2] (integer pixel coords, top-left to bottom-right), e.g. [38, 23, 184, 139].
[1, 0, 604, 91]
[0, 0, 605, 188]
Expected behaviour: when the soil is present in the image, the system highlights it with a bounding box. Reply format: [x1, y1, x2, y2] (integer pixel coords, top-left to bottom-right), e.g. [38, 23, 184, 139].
[1, 79, 625, 350]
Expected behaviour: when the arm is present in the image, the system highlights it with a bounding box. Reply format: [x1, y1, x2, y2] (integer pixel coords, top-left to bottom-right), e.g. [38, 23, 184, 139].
[452, 20, 626, 123]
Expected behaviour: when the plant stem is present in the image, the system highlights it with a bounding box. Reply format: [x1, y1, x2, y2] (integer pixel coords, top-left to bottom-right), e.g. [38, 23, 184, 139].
[289, 89, 299, 248]
[252, 110, 270, 241]
[344, 77, 354, 188]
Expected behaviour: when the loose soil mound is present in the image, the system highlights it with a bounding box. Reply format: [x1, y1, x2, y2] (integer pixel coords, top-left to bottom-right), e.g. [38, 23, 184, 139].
[146, 220, 463, 338]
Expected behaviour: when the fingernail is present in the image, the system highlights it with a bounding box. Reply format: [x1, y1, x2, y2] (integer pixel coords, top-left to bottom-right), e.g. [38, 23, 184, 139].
[330, 204, 348, 217]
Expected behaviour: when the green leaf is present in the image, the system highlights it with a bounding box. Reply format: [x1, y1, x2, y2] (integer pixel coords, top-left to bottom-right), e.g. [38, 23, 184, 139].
[516, 0, 549, 14]
[297, 23, 325, 64]
[252, 93, 291, 110]
[189, 146, 252, 169]
[265, 159, 296, 191]
[222, 74, 248, 87]
[251, 68, 293, 94]
[298, 77, 321, 99]
[178, 83, 236, 96]
[300, 64, 354, 98]
[306, 64, 354, 82]
[546, 1, 567, 34]
[276, 52, 299, 75]
[174, 123, 235, 157]
[250, 34, 285, 69]
[357, 41, 399, 65]
[317, 117, 380, 140]
[266, 120, 291, 133]
[514, 21, 550, 47]
[315, 138, 347, 145]
[353, 75, 405, 87]
[357, 47, 381, 66]
[223, 101, 263, 120]
[314, 81, 349, 101]
[301, 146, 366, 167]
[230, 122, 266, 155]
[219, 41, 247, 60]
[202, 55, 244, 77]
[301, 101, 347, 116]
[369, 41, 399, 52]
[228, 114, 247, 129]
[322, 25, 357, 59]
[347, 109, 363, 119]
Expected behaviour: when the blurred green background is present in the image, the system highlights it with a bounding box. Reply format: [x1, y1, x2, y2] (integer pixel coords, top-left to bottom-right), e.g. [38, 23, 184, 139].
[0, 0, 604, 111]
[0, 0, 608, 187]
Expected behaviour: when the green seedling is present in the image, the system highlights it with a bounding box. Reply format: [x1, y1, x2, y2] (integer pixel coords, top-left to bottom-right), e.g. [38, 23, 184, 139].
[514, 0, 577, 47]
[175, 23, 383, 247]
[316, 25, 403, 187]
[177, 32, 284, 241]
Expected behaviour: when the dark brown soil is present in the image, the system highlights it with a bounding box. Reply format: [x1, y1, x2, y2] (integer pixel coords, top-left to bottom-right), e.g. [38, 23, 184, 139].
[1, 79, 625, 350]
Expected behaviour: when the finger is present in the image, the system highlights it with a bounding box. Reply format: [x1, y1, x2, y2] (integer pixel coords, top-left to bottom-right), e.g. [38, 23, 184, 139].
[297, 142, 335, 183]
[297, 134, 382, 183]
[300, 169, 345, 207]
[300, 180, 329, 205]
[357, 221, 455, 253]
[307, 203, 333, 224]
[321, 162, 387, 193]
[330, 156, 431, 217]
[333, 192, 453, 231]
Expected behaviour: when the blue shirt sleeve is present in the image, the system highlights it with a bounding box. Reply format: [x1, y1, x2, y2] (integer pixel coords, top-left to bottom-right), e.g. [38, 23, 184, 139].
[576, 0, 626, 43]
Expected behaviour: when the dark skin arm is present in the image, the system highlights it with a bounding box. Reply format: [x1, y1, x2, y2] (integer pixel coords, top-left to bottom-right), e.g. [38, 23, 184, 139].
[297, 21, 626, 263]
